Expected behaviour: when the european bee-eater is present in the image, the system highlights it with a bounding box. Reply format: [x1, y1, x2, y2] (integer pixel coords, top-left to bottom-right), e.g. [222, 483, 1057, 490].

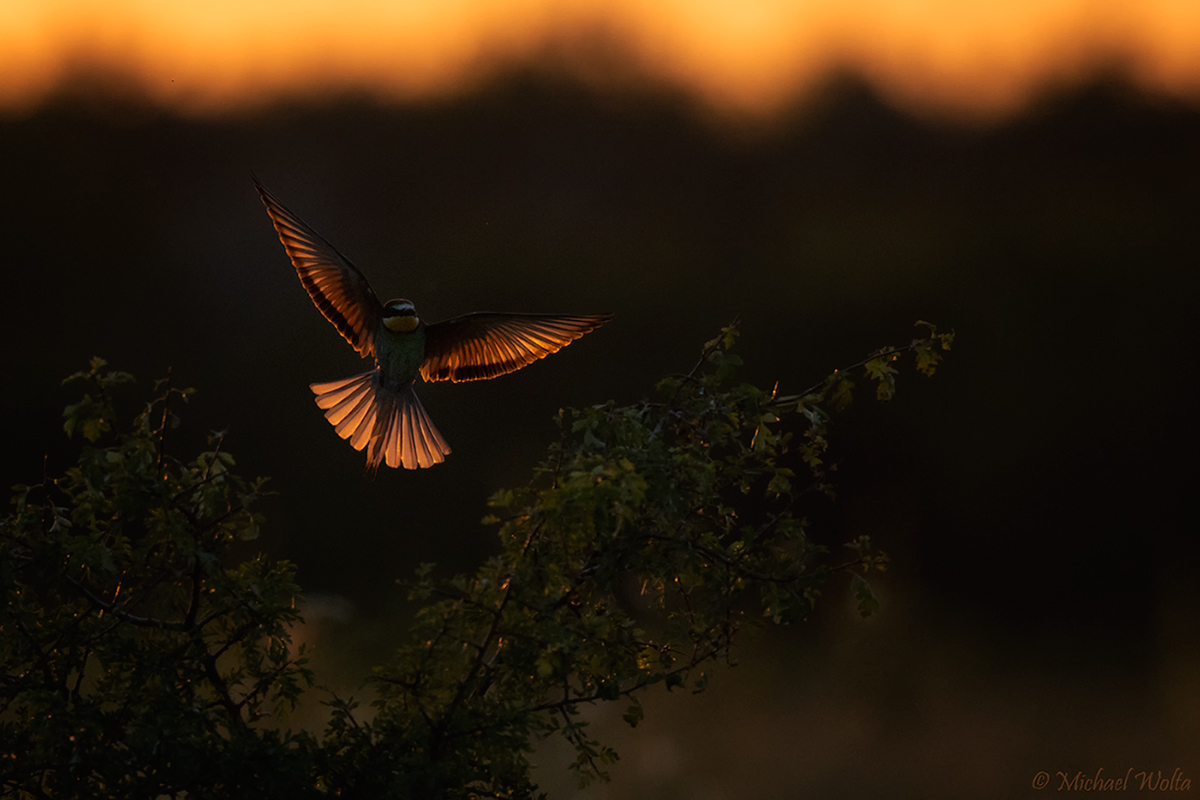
[255, 180, 610, 472]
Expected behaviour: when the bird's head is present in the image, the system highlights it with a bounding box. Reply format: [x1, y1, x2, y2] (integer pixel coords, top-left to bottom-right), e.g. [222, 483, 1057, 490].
[383, 299, 420, 332]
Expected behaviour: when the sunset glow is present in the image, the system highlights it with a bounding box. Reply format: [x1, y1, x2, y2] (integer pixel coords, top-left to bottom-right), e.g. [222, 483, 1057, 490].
[3, 0, 1199, 119]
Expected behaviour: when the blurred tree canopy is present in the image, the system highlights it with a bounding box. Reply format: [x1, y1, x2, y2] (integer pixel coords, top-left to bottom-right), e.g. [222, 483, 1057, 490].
[1, 323, 950, 798]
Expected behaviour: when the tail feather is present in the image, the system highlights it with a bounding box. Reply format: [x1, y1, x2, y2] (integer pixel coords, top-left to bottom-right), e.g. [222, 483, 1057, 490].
[310, 371, 451, 472]
[326, 391, 366, 427]
[326, 386, 371, 426]
[312, 375, 370, 411]
[348, 404, 378, 452]
[401, 401, 419, 469]
[408, 399, 445, 468]
[336, 393, 372, 438]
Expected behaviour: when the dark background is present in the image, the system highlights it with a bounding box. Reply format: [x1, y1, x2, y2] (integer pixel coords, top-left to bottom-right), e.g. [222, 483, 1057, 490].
[3, 67, 1198, 797]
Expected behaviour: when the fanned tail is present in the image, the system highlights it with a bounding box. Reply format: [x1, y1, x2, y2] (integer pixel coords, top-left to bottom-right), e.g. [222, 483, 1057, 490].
[310, 371, 451, 473]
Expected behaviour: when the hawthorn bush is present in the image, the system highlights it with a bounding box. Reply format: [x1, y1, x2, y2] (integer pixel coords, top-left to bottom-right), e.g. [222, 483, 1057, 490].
[1, 322, 951, 798]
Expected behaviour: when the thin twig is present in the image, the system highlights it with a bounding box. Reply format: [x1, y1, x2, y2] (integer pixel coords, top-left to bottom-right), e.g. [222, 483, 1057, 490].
[776, 342, 918, 406]
[63, 573, 187, 631]
[156, 366, 172, 472]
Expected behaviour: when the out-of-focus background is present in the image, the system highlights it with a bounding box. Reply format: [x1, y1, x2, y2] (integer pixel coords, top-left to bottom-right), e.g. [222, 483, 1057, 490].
[3, 2, 1198, 796]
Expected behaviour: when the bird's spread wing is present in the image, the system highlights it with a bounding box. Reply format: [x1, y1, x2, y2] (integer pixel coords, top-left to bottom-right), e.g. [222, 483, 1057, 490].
[421, 313, 612, 382]
[255, 179, 384, 358]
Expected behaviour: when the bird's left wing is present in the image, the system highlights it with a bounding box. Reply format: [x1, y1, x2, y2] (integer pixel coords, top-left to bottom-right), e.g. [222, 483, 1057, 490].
[255, 179, 384, 358]
[421, 313, 612, 382]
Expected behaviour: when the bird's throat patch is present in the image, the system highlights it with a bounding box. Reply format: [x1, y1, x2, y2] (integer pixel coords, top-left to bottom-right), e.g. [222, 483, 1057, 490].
[385, 315, 419, 332]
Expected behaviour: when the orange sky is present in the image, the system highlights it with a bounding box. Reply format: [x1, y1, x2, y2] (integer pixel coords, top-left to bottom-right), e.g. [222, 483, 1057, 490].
[3, 0, 1199, 119]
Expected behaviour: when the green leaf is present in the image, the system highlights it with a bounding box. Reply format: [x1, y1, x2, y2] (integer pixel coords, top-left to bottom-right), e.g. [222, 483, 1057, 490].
[851, 573, 880, 617]
[831, 375, 855, 410]
[864, 352, 899, 401]
[62, 394, 109, 442]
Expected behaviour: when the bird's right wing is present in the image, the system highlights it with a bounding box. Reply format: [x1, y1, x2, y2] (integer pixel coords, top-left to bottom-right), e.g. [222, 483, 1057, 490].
[255, 179, 384, 358]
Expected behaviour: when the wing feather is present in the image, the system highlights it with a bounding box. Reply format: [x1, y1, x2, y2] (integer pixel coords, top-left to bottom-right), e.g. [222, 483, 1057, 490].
[420, 312, 612, 383]
[255, 179, 383, 357]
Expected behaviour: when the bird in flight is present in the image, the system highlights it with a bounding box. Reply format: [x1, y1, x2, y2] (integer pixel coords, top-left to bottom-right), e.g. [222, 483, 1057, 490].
[255, 180, 611, 472]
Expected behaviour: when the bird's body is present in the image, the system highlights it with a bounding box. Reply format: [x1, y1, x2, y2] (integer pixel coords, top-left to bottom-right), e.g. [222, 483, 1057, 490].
[374, 301, 427, 393]
[255, 180, 610, 472]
